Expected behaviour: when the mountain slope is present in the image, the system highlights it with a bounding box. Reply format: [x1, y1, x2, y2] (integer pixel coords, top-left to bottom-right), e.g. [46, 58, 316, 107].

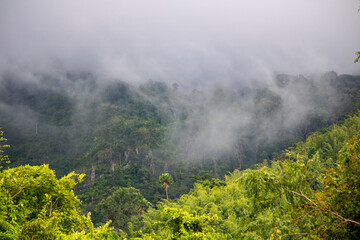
[1, 71, 360, 207]
[132, 111, 360, 239]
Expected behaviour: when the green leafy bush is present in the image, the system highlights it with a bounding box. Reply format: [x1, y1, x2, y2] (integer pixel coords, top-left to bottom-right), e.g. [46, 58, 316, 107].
[0, 165, 117, 239]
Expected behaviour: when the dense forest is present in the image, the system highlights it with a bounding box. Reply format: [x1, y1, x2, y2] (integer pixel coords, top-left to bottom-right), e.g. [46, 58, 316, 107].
[0, 72, 358, 202]
[1, 0, 359, 238]
[1, 71, 360, 238]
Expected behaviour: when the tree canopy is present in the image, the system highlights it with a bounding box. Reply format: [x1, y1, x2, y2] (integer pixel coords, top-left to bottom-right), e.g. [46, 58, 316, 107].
[159, 173, 174, 200]
[0, 127, 10, 168]
[0, 164, 117, 239]
[129, 112, 360, 239]
[96, 187, 150, 233]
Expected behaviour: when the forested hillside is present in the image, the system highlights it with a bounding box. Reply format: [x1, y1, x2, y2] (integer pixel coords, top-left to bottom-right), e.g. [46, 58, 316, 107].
[1, 1, 359, 238]
[1, 95, 360, 239]
[1, 72, 360, 236]
[128, 111, 360, 239]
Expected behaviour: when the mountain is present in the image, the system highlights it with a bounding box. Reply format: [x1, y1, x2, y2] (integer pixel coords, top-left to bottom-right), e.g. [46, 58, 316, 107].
[1, 71, 360, 237]
[130, 110, 360, 239]
[1, 71, 360, 216]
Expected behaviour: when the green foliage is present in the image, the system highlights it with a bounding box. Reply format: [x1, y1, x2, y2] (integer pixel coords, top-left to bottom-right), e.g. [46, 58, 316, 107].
[102, 81, 136, 106]
[132, 113, 360, 239]
[159, 173, 174, 188]
[138, 207, 223, 239]
[3, 73, 360, 236]
[319, 132, 360, 238]
[279, 111, 360, 169]
[62, 213, 119, 240]
[132, 170, 245, 238]
[355, 51, 360, 63]
[159, 173, 174, 200]
[162, 207, 220, 239]
[0, 165, 116, 239]
[96, 187, 150, 232]
[238, 121, 360, 238]
[0, 127, 10, 168]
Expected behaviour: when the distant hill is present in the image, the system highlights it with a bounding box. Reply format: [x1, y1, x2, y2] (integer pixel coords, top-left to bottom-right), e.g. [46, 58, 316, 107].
[1, 71, 360, 218]
[130, 110, 360, 239]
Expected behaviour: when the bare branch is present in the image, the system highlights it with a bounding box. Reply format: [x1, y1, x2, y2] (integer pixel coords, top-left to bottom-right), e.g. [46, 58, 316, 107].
[11, 187, 25, 199]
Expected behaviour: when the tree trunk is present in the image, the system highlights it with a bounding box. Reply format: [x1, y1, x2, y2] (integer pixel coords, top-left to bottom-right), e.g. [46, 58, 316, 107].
[165, 187, 168, 200]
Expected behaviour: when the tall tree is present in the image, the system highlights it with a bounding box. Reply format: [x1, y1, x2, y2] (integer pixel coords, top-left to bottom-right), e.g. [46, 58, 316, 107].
[96, 187, 150, 232]
[159, 173, 173, 200]
[0, 165, 116, 239]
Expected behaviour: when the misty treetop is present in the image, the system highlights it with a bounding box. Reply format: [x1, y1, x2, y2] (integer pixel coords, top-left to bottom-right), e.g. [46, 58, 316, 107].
[0, 2, 359, 238]
[0, 1, 358, 83]
[130, 112, 360, 239]
[1, 71, 360, 238]
[1, 72, 360, 189]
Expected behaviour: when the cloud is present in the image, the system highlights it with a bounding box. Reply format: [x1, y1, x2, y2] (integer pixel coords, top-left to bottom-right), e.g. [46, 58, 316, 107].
[0, 0, 359, 86]
[0, 0, 358, 167]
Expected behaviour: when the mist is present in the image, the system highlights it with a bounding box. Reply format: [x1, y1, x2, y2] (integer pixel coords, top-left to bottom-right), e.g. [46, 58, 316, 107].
[1, 0, 360, 168]
[1, 0, 359, 87]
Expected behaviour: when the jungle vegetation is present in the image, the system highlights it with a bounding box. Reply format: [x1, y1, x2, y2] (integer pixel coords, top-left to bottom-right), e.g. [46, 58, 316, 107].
[1, 72, 360, 238]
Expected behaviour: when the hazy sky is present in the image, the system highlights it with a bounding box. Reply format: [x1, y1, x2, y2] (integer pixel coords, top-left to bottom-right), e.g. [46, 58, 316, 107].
[0, 0, 359, 87]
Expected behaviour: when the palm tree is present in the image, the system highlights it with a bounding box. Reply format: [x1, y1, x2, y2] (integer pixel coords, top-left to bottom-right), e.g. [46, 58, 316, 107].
[159, 173, 173, 200]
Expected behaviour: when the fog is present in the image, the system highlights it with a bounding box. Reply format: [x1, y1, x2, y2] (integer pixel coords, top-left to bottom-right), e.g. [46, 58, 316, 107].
[0, 0, 359, 167]
[0, 0, 359, 89]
